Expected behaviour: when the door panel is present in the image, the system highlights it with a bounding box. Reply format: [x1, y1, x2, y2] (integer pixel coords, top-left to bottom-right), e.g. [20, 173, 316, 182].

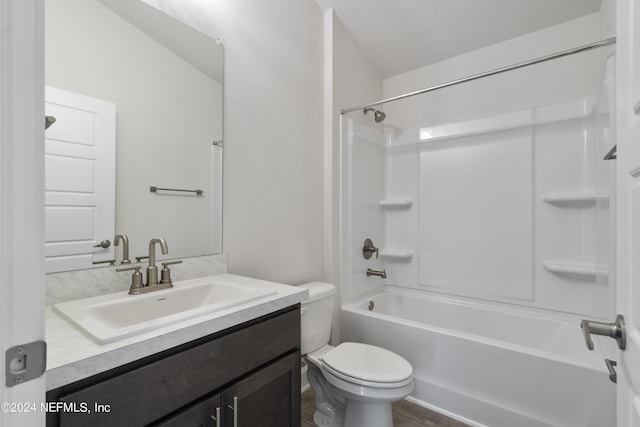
[44, 86, 116, 272]
[618, 0, 640, 424]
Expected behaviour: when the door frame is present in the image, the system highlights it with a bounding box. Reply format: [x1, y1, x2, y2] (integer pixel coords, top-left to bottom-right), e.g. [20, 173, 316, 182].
[0, 0, 47, 425]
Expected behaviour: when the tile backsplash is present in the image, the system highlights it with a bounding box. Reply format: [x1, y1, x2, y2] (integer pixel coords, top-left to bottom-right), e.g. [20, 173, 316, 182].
[46, 254, 227, 306]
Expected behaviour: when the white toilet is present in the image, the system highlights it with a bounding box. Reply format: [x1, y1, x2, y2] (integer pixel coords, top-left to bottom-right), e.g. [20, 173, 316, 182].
[300, 282, 414, 427]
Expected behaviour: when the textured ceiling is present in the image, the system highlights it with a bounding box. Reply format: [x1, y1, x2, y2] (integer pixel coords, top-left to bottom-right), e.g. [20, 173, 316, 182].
[315, 0, 602, 78]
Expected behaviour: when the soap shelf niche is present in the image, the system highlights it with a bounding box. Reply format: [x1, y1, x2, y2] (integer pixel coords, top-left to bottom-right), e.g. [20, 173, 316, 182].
[380, 199, 413, 209]
[379, 250, 414, 260]
[543, 260, 608, 278]
[542, 192, 609, 205]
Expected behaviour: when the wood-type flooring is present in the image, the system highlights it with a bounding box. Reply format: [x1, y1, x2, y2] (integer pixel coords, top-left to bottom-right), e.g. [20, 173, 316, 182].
[301, 388, 471, 427]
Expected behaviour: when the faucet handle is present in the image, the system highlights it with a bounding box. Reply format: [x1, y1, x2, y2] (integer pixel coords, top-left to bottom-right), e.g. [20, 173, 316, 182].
[160, 260, 182, 285]
[161, 260, 183, 267]
[116, 264, 144, 293]
[116, 264, 143, 272]
[92, 259, 116, 266]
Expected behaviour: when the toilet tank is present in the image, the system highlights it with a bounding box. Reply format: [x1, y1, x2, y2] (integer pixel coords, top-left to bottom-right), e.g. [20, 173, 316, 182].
[299, 282, 336, 355]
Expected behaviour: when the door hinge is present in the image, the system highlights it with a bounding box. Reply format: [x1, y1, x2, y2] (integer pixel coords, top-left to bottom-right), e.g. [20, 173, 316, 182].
[5, 341, 46, 387]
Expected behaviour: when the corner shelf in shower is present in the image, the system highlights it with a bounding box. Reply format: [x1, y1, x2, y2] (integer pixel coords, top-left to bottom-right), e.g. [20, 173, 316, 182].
[378, 250, 414, 260]
[542, 192, 609, 205]
[542, 260, 608, 277]
[379, 199, 413, 209]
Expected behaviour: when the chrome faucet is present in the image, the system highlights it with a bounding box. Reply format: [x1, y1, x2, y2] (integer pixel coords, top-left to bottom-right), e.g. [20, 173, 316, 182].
[366, 268, 387, 279]
[147, 238, 168, 286]
[114, 234, 131, 264]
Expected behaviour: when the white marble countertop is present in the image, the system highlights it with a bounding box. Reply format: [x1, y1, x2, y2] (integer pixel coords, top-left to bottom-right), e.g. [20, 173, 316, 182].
[45, 274, 307, 391]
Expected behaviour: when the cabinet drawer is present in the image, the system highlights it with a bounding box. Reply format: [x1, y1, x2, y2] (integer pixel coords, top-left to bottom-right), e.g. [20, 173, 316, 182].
[55, 308, 300, 426]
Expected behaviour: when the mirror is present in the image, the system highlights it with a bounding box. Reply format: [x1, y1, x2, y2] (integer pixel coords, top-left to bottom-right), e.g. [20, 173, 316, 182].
[45, 0, 223, 273]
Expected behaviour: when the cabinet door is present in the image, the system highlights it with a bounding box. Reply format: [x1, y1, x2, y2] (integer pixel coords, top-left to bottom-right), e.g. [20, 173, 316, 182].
[151, 393, 221, 427]
[222, 351, 300, 427]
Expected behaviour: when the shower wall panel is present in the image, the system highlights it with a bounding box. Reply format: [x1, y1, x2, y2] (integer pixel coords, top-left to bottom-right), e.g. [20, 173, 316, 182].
[342, 120, 387, 299]
[383, 143, 419, 287]
[375, 97, 612, 318]
[418, 127, 534, 301]
[533, 118, 605, 316]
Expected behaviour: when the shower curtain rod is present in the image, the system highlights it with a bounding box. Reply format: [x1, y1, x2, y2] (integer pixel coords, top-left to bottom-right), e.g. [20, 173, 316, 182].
[341, 37, 616, 115]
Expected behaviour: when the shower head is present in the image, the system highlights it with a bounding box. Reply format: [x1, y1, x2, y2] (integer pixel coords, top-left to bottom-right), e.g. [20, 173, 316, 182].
[363, 107, 386, 123]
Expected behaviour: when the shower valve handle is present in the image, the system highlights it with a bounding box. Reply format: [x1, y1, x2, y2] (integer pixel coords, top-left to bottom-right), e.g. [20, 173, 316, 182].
[362, 238, 378, 259]
[580, 314, 626, 351]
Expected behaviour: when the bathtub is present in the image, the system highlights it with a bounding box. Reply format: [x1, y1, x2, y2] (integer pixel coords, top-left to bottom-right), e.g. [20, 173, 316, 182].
[340, 286, 615, 427]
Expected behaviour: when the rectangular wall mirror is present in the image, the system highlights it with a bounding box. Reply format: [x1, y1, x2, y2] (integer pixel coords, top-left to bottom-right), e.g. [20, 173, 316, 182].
[45, 0, 223, 273]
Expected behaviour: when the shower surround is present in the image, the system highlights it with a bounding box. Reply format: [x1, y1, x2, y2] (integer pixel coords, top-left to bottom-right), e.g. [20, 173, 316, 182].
[338, 47, 616, 426]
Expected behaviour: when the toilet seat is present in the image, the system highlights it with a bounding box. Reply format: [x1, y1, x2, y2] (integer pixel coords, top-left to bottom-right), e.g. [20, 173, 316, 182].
[321, 342, 413, 388]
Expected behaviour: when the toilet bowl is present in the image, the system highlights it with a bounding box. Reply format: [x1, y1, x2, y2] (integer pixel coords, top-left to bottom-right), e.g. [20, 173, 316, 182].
[300, 282, 414, 427]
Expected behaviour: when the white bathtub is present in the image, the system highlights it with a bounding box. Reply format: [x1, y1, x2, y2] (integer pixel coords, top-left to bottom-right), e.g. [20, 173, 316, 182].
[340, 286, 615, 427]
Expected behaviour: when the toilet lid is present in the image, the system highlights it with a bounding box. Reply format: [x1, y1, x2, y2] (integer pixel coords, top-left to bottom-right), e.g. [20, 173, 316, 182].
[322, 342, 412, 384]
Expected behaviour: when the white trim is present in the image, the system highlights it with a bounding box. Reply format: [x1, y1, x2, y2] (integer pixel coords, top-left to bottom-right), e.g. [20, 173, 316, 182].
[0, 0, 46, 425]
[323, 9, 335, 283]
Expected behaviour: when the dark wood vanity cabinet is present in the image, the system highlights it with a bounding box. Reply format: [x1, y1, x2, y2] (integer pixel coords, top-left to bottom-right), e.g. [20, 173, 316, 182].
[46, 306, 301, 427]
[152, 393, 221, 426]
[155, 352, 298, 427]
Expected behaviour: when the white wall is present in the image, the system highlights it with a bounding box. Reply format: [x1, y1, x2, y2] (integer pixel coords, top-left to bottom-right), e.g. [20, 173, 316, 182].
[140, 0, 326, 285]
[383, 14, 603, 131]
[46, 0, 222, 260]
[319, 10, 384, 342]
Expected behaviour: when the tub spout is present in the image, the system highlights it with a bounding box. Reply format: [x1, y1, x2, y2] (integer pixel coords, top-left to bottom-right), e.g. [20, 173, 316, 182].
[366, 268, 386, 279]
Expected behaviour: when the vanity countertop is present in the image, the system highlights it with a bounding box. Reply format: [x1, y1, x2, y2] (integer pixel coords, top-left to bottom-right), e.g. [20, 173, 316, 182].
[45, 273, 307, 391]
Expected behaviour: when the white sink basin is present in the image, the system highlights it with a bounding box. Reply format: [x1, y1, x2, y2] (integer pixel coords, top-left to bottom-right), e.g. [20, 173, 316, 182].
[53, 277, 277, 344]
